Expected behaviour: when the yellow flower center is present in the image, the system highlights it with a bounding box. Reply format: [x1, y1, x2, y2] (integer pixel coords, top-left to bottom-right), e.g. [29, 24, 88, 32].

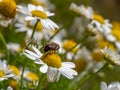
[0, 0, 16, 18]
[31, 10, 47, 19]
[0, 70, 4, 77]
[91, 50, 103, 62]
[93, 13, 105, 24]
[97, 35, 115, 50]
[112, 22, 120, 41]
[27, 72, 39, 81]
[9, 65, 20, 76]
[9, 79, 18, 88]
[62, 40, 78, 53]
[26, 21, 43, 31]
[74, 59, 87, 74]
[31, 0, 45, 7]
[41, 53, 62, 68]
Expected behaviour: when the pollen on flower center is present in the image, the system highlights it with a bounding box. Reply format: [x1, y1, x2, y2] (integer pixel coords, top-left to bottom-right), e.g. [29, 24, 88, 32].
[31, 10, 47, 19]
[93, 13, 105, 24]
[41, 53, 62, 68]
[0, 0, 16, 18]
[0, 70, 4, 77]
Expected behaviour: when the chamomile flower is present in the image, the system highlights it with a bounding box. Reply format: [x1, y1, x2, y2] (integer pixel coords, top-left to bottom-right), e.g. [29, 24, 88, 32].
[9, 65, 20, 81]
[24, 46, 77, 82]
[101, 82, 120, 90]
[1, 86, 13, 90]
[0, 0, 16, 18]
[69, 3, 93, 19]
[7, 43, 20, 53]
[0, 60, 14, 81]
[101, 47, 120, 65]
[24, 71, 39, 81]
[17, 4, 59, 30]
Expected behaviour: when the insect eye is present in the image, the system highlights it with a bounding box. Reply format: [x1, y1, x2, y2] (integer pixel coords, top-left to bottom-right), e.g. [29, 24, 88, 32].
[44, 45, 51, 52]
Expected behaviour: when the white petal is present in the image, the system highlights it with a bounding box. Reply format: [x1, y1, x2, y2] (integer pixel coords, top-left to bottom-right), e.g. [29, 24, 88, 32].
[101, 82, 108, 90]
[24, 53, 36, 60]
[56, 72, 61, 82]
[46, 11, 55, 17]
[30, 19, 37, 25]
[32, 46, 42, 57]
[47, 19, 59, 29]
[17, 5, 29, 15]
[36, 6, 44, 11]
[62, 62, 75, 68]
[40, 64, 48, 73]
[25, 50, 40, 58]
[59, 68, 74, 79]
[28, 4, 36, 12]
[47, 67, 58, 82]
[25, 16, 36, 21]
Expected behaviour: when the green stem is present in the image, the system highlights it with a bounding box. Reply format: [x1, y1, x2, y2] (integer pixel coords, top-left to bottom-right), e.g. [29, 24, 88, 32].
[0, 32, 9, 61]
[0, 81, 4, 88]
[20, 63, 26, 88]
[47, 26, 64, 42]
[77, 63, 109, 89]
[30, 20, 39, 39]
[36, 74, 44, 90]
[64, 33, 90, 55]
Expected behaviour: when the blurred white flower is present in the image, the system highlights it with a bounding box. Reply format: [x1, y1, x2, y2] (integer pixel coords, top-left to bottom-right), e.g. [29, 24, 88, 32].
[101, 47, 120, 65]
[101, 82, 120, 90]
[69, 3, 93, 19]
[0, 60, 14, 81]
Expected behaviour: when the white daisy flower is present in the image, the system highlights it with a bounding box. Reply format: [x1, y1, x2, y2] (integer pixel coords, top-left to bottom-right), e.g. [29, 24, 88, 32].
[7, 43, 20, 53]
[1, 86, 13, 90]
[101, 47, 120, 65]
[17, 4, 59, 30]
[15, 15, 54, 41]
[69, 3, 93, 19]
[101, 82, 120, 90]
[88, 19, 112, 34]
[23, 70, 39, 81]
[87, 19, 114, 42]
[24, 46, 77, 82]
[0, 60, 15, 81]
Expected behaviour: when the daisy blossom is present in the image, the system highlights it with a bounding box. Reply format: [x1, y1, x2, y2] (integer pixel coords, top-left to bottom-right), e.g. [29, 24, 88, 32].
[17, 4, 59, 30]
[69, 3, 93, 19]
[101, 82, 120, 90]
[0, 60, 15, 81]
[101, 47, 120, 65]
[24, 46, 77, 82]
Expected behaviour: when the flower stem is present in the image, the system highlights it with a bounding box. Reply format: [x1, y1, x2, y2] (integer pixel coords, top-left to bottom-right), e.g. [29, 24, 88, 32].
[30, 20, 39, 39]
[36, 74, 44, 90]
[64, 32, 90, 55]
[77, 63, 109, 89]
[47, 26, 64, 42]
[0, 32, 9, 61]
[20, 62, 26, 88]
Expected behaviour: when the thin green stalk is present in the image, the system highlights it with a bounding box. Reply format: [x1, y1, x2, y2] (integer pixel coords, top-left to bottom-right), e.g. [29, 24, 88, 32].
[0, 32, 9, 61]
[36, 74, 44, 90]
[20, 63, 26, 88]
[64, 33, 90, 55]
[77, 63, 109, 89]
[47, 26, 64, 42]
[30, 20, 39, 39]
[0, 81, 4, 88]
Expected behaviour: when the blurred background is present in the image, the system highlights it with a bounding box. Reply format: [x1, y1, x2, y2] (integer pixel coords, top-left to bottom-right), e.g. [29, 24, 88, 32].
[0, 0, 120, 90]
